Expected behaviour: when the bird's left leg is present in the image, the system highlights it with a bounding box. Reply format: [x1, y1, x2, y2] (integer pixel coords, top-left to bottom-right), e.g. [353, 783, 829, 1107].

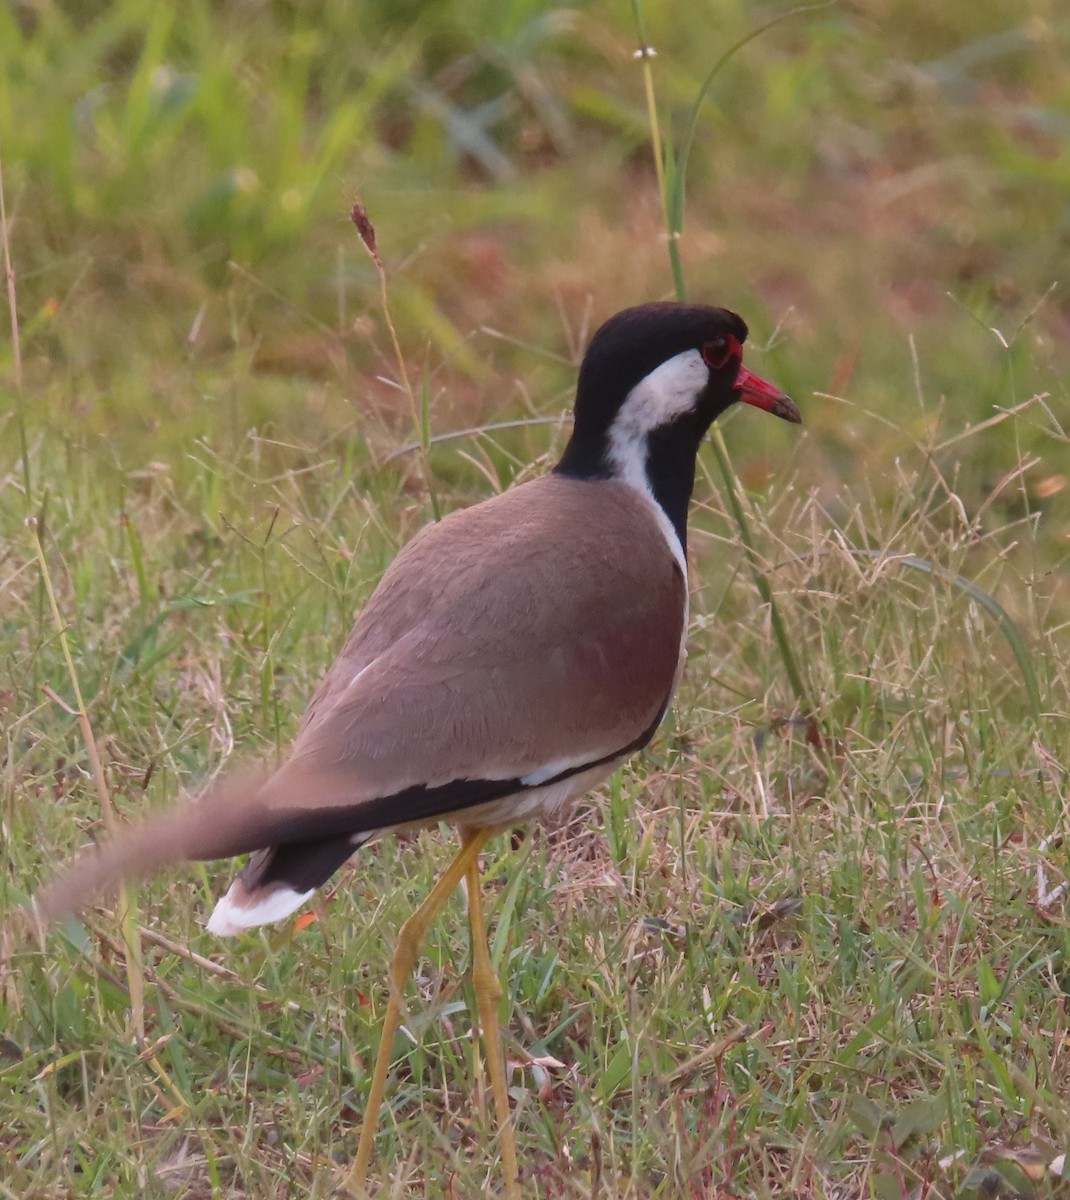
[345, 828, 492, 1197]
[465, 835, 521, 1200]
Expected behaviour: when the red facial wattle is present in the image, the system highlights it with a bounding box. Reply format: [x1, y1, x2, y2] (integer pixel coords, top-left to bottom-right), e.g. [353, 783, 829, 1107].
[702, 334, 801, 424]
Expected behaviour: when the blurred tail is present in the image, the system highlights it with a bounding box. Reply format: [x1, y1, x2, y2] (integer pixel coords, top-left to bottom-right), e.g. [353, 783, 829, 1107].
[34, 762, 389, 929]
[31, 769, 280, 927]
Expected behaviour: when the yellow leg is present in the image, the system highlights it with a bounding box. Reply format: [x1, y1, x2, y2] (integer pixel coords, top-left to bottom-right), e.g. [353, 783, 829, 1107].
[343, 829, 492, 1198]
[466, 848, 521, 1199]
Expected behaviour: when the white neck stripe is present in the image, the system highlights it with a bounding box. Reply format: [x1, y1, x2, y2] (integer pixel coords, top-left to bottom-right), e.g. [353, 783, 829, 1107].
[604, 348, 709, 574]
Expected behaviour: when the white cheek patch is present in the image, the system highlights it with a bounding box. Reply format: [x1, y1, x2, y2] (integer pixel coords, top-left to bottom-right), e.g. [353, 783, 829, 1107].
[613, 348, 709, 437]
[605, 348, 707, 574]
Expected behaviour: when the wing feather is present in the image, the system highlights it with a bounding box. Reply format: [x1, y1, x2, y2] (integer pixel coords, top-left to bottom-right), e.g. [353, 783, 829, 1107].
[271, 475, 686, 823]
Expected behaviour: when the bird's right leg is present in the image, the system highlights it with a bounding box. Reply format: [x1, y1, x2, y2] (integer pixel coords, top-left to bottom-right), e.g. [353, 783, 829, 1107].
[344, 829, 492, 1196]
[465, 841, 521, 1199]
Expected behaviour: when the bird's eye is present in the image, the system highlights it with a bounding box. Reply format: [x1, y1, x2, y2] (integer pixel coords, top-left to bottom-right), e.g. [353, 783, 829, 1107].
[702, 336, 735, 370]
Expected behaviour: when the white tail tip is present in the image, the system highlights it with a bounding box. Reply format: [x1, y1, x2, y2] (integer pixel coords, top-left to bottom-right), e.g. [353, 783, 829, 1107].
[206, 879, 315, 936]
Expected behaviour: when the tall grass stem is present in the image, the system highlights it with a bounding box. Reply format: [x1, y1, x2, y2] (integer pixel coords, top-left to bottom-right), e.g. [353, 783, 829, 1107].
[0, 150, 32, 506]
[630, 4, 814, 718]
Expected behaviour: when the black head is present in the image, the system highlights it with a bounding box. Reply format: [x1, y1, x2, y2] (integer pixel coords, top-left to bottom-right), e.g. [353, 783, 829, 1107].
[554, 302, 800, 555]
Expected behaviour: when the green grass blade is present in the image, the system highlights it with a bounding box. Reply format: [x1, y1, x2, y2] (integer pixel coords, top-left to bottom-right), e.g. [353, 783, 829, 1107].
[854, 549, 1044, 727]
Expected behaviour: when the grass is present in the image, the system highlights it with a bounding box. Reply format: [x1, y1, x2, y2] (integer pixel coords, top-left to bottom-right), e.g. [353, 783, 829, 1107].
[2, 0, 1070, 1196]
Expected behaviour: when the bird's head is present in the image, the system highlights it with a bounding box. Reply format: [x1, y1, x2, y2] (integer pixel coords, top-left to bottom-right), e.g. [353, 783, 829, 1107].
[570, 302, 799, 442]
[555, 302, 801, 551]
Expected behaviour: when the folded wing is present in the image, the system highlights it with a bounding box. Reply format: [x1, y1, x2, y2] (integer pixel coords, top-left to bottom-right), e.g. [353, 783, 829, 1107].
[36, 476, 686, 924]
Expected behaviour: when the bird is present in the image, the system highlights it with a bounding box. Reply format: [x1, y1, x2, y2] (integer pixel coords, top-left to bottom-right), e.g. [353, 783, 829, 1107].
[34, 301, 801, 1198]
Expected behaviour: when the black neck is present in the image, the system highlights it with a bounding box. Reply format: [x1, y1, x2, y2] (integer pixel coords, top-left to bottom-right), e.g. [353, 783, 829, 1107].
[643, 426, 705, 555]
[552, 434, 613, 482]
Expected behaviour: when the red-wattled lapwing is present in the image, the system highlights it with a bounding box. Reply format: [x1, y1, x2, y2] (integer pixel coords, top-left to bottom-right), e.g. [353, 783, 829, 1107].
[35, 301, 800, 1198]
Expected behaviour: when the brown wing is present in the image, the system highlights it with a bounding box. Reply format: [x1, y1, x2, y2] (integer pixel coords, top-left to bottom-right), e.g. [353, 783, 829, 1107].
[268, 474, 686, 817]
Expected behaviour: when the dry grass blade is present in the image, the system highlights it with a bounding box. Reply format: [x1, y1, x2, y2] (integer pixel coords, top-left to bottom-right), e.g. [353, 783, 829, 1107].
[350, 199, 441, 521]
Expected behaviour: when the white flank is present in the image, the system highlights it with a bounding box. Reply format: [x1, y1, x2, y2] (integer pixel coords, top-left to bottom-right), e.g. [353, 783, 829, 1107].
[464, 758, 628, 828]
[206, 880, 315, 936]
[521, 753, 602, 787]
[605, 347, 708, 574]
